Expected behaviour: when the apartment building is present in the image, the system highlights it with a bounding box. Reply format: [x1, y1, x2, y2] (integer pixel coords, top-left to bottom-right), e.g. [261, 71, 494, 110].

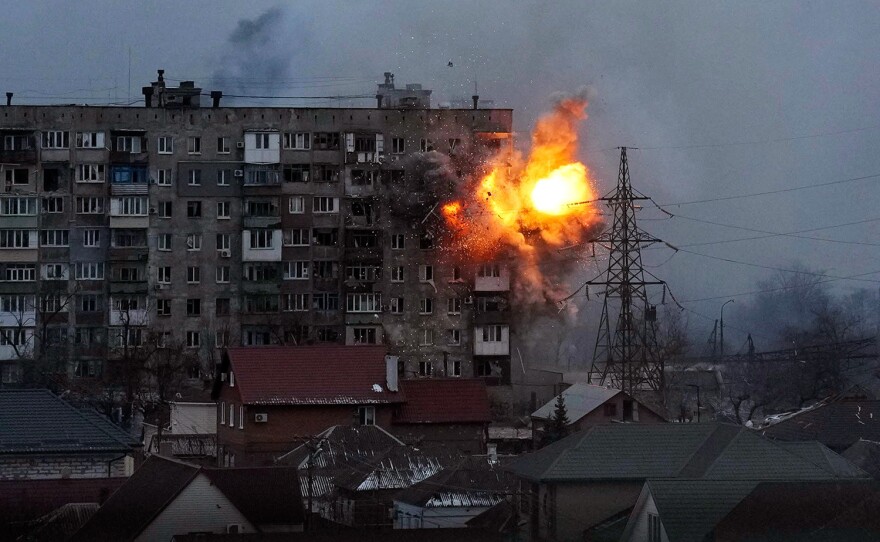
[0, 71, 514, 392]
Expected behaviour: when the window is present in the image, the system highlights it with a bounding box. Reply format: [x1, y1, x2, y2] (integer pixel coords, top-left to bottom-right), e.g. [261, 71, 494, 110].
[244, 295, 279, 314]
[187, 170, 202, 186]
[76, 164, 105, 183]
[186, 298, 201, 316]
[313, 132, 340, 150]
[114, 266, 141, 282]
[313, 196, 338, 214]
[3, 264, 34, 282]
[604, 403, 617, 417]
[239, 406, 244, 430]
[289, 196, 305, 214]
[4, 168, 28, 185]
[187, 266, 200, 284]
[352, 327, 377, 344]
[216, 201, 230, 219]
[313, 164, 339, 183]
[158, 201, 172, 218]
[391, 234, 405, 250]
[244, 167, 280, 185]
[116, 136, 142, 153]
[75, 263, 104, 280]
[216, 298, 230, 316]
[346, 293, 381, 313]
[419, 360, 433, 374]
[114, 196, 147, 216]
[216, 266, 230, 283]
[2, 197, 37, 216]
[155, 169, 172, 186]
[243, 263, 278, 282]
[76, 131, 105, 148]
[479, 264, 501, 277]
[157, 266, 171, 284]
[419, 298, 433, 315]
[283, 132, 310, 149]
[39, 230, 68, 247]
[420, 138, 430, 152]
[312, 293, 340, 311]
[186, 234, 202, 251]
[75, 197, 103, 216]
[187, 330, 201, 348]
[419, 265, 434, 282]
[358, 406, 375, 426]
[450, 359, 462, 376]
[350, 170, 378, 186]
[1, 295, 34, 314]
[283, 293, 309, 312]
[157, 136, 173, 154]
[157, 299, 171, 316]
[313, 229, 339, 247]
[254, 133, 271, 149]
[249, 230, 274, 249]
[43, 169, 61, 191]
[475, 360, 493, 377]
[220, 402, 226, 424]
[42, 131, 69, 149]
[186, 201, 202, 218]
[157, 233, 172, 251]
[419, 233, 434, 249]
[392, 137, 405, 154]
[0, 329, 29, 347]
[43, 263, 66, 280]
[0, 230, 32, 249]
[447, 297, 462, 315]
[283, 164, 310, 183]
[77, 294, 99, 313]
[284, 261, 310, 280]
[217, 169, 231, 186]
[346, 265, 380, 282]
[390, 266, 404, 283]
[217, 137, 230, 154]
[648, 514, 662, 542]
[385, 297, 402, 314]
[244, 199, 279, 217]
[482, 325, 504, 342]
[216, 233, 231, 252]
[452, 266, 462, 281]
[282, 229, 309, 247]
[187, 136, 201, 154]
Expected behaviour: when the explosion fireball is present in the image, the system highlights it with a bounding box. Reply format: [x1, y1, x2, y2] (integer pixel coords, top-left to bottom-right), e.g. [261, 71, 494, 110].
[441, 94, 600, 304]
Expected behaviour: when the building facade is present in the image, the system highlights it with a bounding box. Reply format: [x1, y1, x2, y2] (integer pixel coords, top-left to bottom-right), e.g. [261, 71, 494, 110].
[0, 72, 514, 391]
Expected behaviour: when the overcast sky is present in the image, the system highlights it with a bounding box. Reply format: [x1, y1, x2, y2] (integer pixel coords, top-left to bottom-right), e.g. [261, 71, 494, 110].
[4, 1, 880, 351]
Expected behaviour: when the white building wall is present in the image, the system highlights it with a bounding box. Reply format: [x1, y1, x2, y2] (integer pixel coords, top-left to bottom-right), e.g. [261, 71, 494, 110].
[242, 230, 282, 261]
[170, 402, 217, 434]
[623, 493, 669, 542]
[474, 325, 510, 356]
[244, 132, 280, 164]
[474, 267, 510, 292]
[136, 473, 256, 542]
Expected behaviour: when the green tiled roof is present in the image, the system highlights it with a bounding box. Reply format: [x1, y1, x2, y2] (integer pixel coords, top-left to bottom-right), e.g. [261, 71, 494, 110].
[647, 480, 758, 542]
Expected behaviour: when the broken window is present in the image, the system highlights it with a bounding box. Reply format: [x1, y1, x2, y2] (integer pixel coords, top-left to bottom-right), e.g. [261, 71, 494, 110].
[312, 228, 338, 246]
[419, 233, 434, 250]
[351, 170, 378, 186]
[42, 169, 62, 192]
[313, 261, 339, 279]
[283, 164, 310, 183]
[5, 169, 29, 185]
[353, 135, 376, 153]
[312, 132, 340, 150]
[313, 164, 339, 183]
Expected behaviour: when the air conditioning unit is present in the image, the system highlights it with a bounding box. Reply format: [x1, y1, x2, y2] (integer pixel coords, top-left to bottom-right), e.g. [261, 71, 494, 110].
[254, 413, 268, 423]
[219, 249, 231, 258]
[233, 170, 244, 177]
[236, 141, 245, 149]
[464, 296, 474, 305]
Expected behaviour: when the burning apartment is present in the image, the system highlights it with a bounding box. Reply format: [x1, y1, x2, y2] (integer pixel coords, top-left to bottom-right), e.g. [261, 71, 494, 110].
[0, 71, 533, 398]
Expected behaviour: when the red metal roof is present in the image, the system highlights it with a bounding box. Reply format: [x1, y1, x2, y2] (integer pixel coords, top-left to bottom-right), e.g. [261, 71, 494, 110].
[395, 379, 492, 424]
[226, 346, 403, 406]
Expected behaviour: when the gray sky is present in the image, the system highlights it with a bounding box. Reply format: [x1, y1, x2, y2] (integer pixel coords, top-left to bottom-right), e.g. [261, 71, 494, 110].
[4, 0, 880, 350]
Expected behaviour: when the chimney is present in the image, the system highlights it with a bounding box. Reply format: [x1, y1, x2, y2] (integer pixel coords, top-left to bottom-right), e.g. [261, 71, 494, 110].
[376, 94, 383, 108]
[210, 91, 222, 108]
[5, 93, 12, 106]
[472, 95, 479, 110]
[157, 69, 165, 83]
[142, 87, 153, 108]
[384, 72, 394, 86]
[385, 355, 399, 392]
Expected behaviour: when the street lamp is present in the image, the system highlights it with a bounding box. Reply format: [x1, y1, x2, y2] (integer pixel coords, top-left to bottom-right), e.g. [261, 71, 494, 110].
[720, 299, 735, 359]
[687, 384, 701, 423]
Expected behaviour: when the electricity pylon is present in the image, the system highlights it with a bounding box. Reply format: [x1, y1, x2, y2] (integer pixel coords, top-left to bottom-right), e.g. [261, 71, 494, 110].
[587, 147, 666, 393]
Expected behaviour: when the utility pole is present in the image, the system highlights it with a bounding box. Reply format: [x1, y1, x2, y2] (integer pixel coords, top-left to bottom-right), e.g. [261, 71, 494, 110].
[587, 148, 667, 394]
[720, 299, 734, 359]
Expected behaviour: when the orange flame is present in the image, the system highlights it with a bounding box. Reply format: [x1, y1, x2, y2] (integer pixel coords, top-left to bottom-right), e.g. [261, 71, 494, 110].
[442, 97, 598, 265]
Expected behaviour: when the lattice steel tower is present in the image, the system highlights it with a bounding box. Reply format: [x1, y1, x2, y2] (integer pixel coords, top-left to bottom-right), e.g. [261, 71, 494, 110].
[587, 147, 666, 393]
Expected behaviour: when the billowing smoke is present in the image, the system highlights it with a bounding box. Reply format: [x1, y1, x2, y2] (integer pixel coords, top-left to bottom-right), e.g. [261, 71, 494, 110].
[211, 7, 291, 102]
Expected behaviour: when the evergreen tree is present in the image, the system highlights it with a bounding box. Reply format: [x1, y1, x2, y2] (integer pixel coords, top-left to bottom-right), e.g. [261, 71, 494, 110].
[549, 393, 570, 442]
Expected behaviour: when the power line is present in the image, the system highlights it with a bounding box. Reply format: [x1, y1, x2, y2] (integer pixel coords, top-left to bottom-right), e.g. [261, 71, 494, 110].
[635, 123, 880, 151]
[655, 172, 880, 207]
[678, 268, 880, 303]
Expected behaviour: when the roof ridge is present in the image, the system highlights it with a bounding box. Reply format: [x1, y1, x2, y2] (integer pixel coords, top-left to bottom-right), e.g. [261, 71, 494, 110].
[540, 426, 596, 479]
[675, 424, 736, 478]
[759, 433, 848, 478]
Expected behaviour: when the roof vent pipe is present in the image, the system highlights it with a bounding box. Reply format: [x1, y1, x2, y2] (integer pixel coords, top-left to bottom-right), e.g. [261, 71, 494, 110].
[5, 93, 12, 106]
[210, 91, 222, 108]
[142, 87, 153, 108]
[472, 95, 479, 110]
[376, 95, 383, 108]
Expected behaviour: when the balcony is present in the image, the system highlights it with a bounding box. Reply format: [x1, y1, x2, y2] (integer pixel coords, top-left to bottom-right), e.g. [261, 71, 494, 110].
[0, 149, 36, 164]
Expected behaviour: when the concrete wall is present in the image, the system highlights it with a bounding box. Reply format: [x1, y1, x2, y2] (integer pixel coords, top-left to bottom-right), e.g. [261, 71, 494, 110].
[170, 402, 217, 434]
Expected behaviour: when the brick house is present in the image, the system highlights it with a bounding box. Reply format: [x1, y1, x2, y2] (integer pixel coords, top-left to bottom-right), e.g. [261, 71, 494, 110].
[213, 346, 403, 466]
[0, 389, 140, 481]
[392, 378, 492, 454]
